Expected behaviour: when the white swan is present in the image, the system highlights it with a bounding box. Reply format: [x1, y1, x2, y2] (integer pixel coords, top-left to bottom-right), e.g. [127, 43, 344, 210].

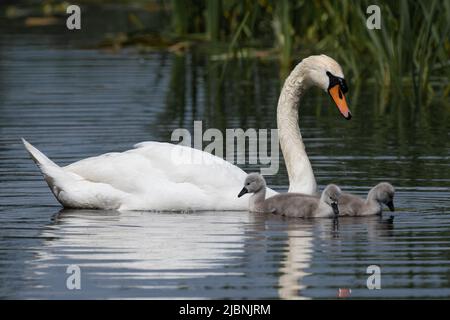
[22, 54, 351, 211]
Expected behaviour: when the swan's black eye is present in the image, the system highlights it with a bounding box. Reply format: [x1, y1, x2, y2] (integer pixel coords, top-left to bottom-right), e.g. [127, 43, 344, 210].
[326, 71, 348, 94]
[338, 78, 348, 94]
[246, 183, 250, 186]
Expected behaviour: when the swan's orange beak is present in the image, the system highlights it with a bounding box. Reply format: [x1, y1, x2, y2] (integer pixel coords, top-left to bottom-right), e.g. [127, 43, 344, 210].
[328, 84, 351, 120]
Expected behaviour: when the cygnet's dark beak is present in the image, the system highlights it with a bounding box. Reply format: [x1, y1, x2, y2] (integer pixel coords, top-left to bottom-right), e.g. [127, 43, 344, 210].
[331, 202, 339, 216]
[386, 200, 395, 212]
[238, 187, 248, 198]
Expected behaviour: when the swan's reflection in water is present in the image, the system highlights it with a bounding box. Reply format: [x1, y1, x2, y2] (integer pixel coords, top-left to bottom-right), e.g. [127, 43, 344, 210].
[47, 210, 247, 273]
[28, 209, 395, 299]
[276, 214, 394, 299]
[240, 214, 314, 300]
[278, 227, 313, 300]
[27, 209, 314, 298]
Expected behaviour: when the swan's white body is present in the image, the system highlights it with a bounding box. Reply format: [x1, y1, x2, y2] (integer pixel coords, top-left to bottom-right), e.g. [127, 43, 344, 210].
[23, 55, 348, 211]
[23, 140, 276, 210]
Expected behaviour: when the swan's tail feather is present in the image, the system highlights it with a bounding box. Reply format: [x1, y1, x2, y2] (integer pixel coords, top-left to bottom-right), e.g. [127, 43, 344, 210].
[21, 138, 70, 197]
[22, 139, 125, 209]
[22, 138, 58, 169]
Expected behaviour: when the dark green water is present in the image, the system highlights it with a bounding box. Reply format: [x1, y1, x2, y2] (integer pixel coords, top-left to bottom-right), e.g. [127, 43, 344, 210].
[0, 7, 449, 299]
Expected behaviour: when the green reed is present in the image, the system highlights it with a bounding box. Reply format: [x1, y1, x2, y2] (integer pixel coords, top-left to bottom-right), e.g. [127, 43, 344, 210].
[166, 0, 449, 108]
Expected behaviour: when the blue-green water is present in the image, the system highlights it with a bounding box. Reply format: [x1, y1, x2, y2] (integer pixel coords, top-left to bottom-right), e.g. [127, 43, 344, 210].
[0, 8, 449, 299]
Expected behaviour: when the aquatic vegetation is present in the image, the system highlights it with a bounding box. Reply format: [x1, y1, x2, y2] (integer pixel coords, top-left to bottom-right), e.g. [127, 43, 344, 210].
[4, 0, 449, 109]
[165, 0, 450, 107]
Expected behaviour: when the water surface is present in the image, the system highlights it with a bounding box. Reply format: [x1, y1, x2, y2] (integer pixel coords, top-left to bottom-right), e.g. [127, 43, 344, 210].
[0, 10, 449, 299]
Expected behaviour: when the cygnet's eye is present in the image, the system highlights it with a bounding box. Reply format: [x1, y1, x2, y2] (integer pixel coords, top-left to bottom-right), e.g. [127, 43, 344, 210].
[246, 183, 250, 186]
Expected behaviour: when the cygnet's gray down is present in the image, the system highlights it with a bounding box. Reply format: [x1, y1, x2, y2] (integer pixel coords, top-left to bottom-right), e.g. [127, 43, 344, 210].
[338, 182, 395, 216]
[238, 173, 341, 218]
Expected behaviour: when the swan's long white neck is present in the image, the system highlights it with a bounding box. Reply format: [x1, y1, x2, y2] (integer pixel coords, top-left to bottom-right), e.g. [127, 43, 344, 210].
[277, 62, 317, 194]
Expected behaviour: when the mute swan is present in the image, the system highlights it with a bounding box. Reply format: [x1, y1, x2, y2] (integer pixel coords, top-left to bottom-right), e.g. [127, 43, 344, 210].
[22, 54, 351, 211]
[238, 173, 341, 218]
[337, 183, 395, 216]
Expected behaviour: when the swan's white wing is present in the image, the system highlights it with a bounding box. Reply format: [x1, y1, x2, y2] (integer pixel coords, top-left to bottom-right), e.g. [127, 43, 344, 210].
[64, 142, 276, 210]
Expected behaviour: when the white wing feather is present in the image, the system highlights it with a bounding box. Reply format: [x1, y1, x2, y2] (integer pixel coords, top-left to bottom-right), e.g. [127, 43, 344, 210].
[55, 141, 277, 210]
